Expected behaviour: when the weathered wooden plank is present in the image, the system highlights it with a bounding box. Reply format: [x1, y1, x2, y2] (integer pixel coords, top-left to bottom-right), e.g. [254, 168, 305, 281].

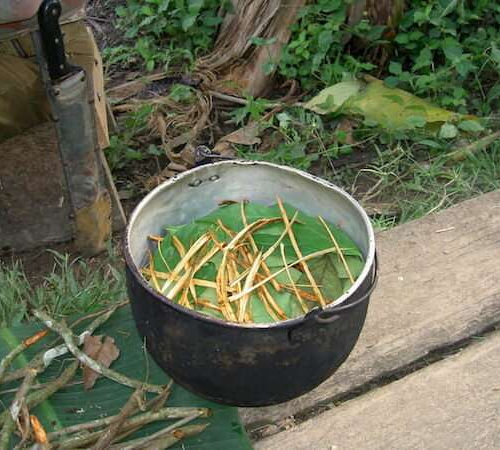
[256, 329, 500, 450]
[242, 190, 500, 429]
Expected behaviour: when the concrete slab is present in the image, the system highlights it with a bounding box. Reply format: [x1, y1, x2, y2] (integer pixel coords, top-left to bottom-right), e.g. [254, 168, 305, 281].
[242, 190, 500, 430]
[256, 330, 500, 450]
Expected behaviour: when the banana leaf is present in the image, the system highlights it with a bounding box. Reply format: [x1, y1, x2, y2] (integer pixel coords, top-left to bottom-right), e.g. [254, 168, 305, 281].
[0, 306, 253, 449]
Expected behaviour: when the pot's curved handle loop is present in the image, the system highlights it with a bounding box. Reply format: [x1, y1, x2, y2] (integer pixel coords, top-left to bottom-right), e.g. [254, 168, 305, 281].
[195, 145, 235, 166]
[315, 253, 378, 325]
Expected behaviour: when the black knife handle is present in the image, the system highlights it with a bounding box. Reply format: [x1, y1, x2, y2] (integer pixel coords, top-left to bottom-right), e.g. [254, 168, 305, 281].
[38, 0, 71, 80]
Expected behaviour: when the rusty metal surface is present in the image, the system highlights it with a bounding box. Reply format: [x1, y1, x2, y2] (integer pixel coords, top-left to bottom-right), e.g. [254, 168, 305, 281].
[0, 123, 73, 252]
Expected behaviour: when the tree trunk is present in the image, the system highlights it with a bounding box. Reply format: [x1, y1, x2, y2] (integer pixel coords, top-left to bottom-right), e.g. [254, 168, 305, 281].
[198, 0, 405, 97]
[198, 0, 306, 97]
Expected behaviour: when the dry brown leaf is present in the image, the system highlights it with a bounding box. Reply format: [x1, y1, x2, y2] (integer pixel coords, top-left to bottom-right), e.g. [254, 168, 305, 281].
[210, 141, 237, 158]
[213, 122, 262, 156]
[83, 335, 120, 390]
[167, 162, 188, 172]
[220, 122, 262, 146]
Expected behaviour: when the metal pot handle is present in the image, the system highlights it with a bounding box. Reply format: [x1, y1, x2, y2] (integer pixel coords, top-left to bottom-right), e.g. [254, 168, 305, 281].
[195, 145, 235, 166]
[315, 253, 378, 324]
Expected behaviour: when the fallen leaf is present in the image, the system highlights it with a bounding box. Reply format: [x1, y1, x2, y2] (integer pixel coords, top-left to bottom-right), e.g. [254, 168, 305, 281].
[344, 78, 460, 130]
[303, 77, 475, 132]
[210, 141, 238, 158]
[167, 162, 188, 172]
[179, 144, 197, 166]
[303, 80, 363, 114]
[83, 335, 120, 390]
[215, 122, 262, 147]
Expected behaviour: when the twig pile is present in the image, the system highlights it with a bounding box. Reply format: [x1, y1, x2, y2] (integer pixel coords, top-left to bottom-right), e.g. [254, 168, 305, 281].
[0, 304, 210, 449]
[143, 198, 361, 323]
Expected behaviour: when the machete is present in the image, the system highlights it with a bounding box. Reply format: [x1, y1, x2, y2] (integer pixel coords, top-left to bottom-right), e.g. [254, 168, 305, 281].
[33, 0, 114, 255]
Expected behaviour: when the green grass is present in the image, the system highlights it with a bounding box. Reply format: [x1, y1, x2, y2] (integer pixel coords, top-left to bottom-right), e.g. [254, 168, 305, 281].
[0, 251, 125, 328]
[338, 141, 500, 227]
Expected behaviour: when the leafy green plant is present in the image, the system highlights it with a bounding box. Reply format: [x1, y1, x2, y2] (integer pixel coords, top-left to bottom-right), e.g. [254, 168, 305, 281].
[236, 108, 329, 170]
[106, 105, 162, 171]
[278, 0, 500, 118]
[110, 0, 229, 71]
[278, 0, 377, 92]
[383, 0, 500, 115]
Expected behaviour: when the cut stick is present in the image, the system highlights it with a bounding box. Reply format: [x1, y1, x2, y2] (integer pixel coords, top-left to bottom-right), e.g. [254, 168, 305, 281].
[196, 299, 223, 313]
[230, 261, 252, 322]
[224, 218, 283, 253]
[277, 198, 326, 307]
[262, 284, 287, 320]
[281, 244, 308, 313]
[179, 285, 192, 309]
[230, 260, 242, 295]
[0, 368, 37, 449]
[166, 267, 194, 300]
[217, 220, 236, 238]
[47, 408, 207, 442]
[282, 285, 322, 303]
[224, 247, 288, 319]
[147, 235, 163, 243]
[192, 241, 220, 273]
[228, 211, 301, 287]
[225, 257, 324, 304]
[92, 388, 143, 450]
[229, 247, 337, 301]
[216, 218, 280, 322]
[238, 252, 262, 322]
[0, 330, 47, 385]
[161, 233, 210, 293]
[148, 251, 161, 292]
[172, 236, 186, 257]
[189, 282, 198, 305]
[33, 310, 165, 394]
[142, 269, 232, 290]
[240, 202, 281, 292]
[216, 263, 237, 322]
[30, 414, 48, 446]
[318, 216, 355, 284]
[110, 420, 208, 450]
[257, 288, 280, 322]
[261, 211, 299, 262]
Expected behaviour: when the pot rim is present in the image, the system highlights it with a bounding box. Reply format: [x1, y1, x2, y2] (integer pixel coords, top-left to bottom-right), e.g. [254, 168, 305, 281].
[124, 160, 376, 330]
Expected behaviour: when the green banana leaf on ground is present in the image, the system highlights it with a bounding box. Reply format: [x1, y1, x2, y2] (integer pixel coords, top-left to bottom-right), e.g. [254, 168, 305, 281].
[303, 76, 480, 134]
[0, 306, 253, 449]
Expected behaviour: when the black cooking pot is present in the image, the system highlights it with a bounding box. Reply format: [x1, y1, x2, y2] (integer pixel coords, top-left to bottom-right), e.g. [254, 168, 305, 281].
[125, 161, 377, 406]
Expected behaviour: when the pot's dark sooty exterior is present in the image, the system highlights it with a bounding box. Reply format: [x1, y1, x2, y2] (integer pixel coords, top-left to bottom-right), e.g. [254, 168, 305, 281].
[126, 260, 375, 407]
